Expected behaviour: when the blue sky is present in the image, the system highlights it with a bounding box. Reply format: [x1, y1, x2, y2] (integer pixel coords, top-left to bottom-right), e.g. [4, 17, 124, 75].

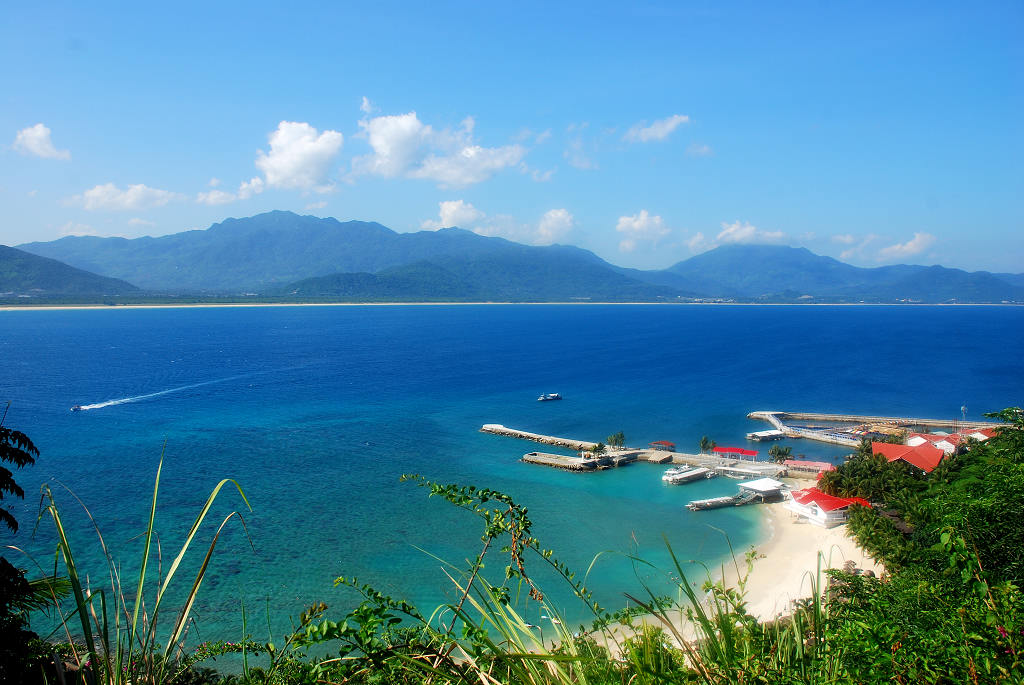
[2, 1, 1021, 271]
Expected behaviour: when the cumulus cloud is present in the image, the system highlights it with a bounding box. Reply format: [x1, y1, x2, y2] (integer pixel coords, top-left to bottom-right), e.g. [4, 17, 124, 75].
[422, 202, 573, 244]
[196, 189, 236, 205]
[208, 177, 222, 187]
[360, 96, 375, 115]
[536, 208, 575, 244]
[238, 177, 264, 199]
[878, 232, 936, 260]
[421, 199, 486, 230]
[623, 114, 689, 143]
[716, 220, 785, 244]
[616, 210, 670, 252]
[256, 121, 343, 192]
[353, 111, 523, 188]
[75, 183, 179, 211]
[13, 123, 70, 160]
[687, 232, 707, 252]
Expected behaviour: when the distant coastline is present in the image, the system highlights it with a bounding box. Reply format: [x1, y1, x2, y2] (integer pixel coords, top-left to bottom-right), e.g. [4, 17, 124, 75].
[3, 301, 1021, 312]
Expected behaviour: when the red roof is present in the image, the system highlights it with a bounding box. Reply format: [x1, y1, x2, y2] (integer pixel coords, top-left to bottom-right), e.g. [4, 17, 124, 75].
[791, 487, 870, 512]
[650, 440, 676, 448]
[713, 446, 758, 457]
[782, 459, 836, 472]
[871, 442, 945, 473]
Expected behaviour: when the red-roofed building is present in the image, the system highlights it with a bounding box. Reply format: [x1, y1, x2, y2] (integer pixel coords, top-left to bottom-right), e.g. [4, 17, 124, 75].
[785, 487, 871, 527]
[782, 460, 836, 478]
[649, 440, 676, 451]
[713, 446, 758, 460]
[872, 441, 945, 473]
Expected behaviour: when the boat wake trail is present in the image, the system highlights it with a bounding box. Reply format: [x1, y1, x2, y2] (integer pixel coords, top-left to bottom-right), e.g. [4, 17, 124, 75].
[74, 373, 253, 411]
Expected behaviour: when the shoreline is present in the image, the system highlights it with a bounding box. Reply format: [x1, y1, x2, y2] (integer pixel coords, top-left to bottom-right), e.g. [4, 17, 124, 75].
[724, 499, 883, 621]
[2, 301, 1019, 312]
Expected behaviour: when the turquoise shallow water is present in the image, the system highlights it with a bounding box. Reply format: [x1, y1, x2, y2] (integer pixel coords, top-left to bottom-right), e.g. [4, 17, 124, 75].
[2, 304, 1022, 638]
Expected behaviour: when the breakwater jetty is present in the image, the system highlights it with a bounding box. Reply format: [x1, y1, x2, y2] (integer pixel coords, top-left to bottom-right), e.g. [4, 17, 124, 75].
[747, 410, 1005, 448]
[481, 424, 785, 477]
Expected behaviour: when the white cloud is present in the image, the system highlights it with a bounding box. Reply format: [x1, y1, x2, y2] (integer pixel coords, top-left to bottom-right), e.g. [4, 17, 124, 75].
[13, 123, 70, 160]
[238, 177, 264, 199]
[536, 208, 574, 244]
[878, 232, 936, 260]
[716, 220, 785, 244]
[832, 233, 856, 245]
[75, 183, 179, 211]
[127, 217, 155, 227]
[58, 221, 95, 236]
[354, 112, 523, 188]
[623, 114, 690, 143]
[686, 143, 713, 157]
[360, 96, 375, 115]
[305, 200, 328, 210]
[616, 210, 670, 252]
[412, 144, 525, 187]
[256, 121, 343, 192]
[687, 232, 707, 252]
[839, 234, 880, 262]
[535, 129, 552, 144]
[196, 189, 236, 206]
[421, 199, 485, 230]
[208, 177, 222, 188]
[422, 203, 573, 244]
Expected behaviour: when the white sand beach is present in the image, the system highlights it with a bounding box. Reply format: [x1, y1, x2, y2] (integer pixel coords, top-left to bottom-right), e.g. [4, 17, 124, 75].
[725, 499, 883, 621]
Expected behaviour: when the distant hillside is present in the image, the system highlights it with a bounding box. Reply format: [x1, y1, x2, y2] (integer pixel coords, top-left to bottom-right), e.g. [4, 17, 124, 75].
[658, 244, 1024, 302]
[0, 245, 139, 297]
[15, 212, 1024, 303]
[18, 211, 647, 296]
[287, 249, 680, 302]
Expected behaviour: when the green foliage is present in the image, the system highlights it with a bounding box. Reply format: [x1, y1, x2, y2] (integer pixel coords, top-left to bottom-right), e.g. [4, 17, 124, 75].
[606, 431, 625, 449]
[768, 444, 792, 463]
[31, 450, 250, 685]
[818, 453, 924, 503]
[0, 403, 39, 534]
[590, 442, 606, 456]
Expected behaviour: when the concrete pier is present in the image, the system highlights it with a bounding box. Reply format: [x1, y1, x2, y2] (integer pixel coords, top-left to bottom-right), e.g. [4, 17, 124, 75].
[747, 410, 1004, 448]
[483, 424, 786, 477]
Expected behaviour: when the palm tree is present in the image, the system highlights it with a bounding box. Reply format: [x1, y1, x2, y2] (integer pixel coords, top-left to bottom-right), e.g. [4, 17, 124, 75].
[1, 403, 39, 534]
[768, 444, 792, 463]
[699, 436, 712, 454]
[591, 442, 606, 456]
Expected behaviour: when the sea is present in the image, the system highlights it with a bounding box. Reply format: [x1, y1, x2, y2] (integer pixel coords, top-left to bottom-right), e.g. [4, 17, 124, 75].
[2, 304, 1022, 644]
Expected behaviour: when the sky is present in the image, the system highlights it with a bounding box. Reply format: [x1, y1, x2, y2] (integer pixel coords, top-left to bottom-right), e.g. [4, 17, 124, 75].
[2, 1, 1021, 272]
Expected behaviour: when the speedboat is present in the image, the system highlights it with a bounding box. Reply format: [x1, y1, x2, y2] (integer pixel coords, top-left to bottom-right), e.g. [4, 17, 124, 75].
[537, 393, 562, 402]
[70, 405, 83, 412]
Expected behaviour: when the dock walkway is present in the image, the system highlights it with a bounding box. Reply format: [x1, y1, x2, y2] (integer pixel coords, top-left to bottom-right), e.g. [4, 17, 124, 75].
[747, 410, 1005, 448]
[483, 424, 785, 476]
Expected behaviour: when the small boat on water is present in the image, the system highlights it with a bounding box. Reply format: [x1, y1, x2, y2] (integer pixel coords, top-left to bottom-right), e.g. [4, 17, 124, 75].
[70, 405, 83, 412]
[662, 466, 715, 484]
[537, 393, 562, 402]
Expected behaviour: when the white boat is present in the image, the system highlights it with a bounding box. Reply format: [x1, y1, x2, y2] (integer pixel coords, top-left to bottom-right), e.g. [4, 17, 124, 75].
[663, 466, 714, 484]
[537, 393, 562, 402]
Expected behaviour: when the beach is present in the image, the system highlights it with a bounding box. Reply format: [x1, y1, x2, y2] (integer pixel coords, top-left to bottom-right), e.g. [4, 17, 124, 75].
[725, 498, 884, 621]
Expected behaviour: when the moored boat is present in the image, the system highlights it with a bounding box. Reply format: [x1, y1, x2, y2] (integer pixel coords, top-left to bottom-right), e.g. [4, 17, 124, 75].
[663, 466, 715, 484]
[537, 393, 562, 402]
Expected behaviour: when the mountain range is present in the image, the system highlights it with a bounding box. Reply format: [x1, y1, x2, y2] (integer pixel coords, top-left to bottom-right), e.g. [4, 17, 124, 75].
[6, 210, 1023, 303]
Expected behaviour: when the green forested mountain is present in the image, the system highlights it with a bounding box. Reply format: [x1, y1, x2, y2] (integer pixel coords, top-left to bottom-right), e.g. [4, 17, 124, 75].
[14, 212, 1024, 302]
[0, 245, 139, 297]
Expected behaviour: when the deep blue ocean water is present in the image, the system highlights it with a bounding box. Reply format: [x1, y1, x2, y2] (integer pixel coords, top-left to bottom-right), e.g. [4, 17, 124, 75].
[2, 304, 1022, 640]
